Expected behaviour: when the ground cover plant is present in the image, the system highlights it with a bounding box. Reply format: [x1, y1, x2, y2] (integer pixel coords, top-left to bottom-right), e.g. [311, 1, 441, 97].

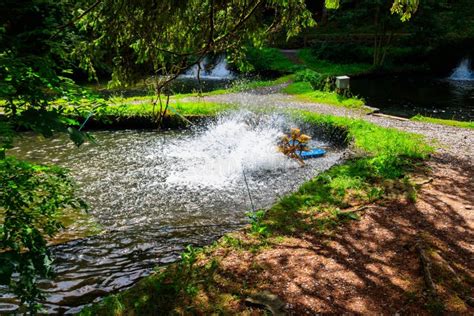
[0, 158, 87, 312]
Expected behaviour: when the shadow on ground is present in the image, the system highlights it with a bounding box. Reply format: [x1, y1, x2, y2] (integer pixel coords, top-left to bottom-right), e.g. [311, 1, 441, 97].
[219, 154, 473, 314]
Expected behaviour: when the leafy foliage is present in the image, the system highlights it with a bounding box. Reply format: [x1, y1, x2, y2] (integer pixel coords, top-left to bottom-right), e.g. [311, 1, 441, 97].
[79, 0, 314, 89]
[244, 47, 301, 74]
[294, 69, 330, 90]
[0, 0, 98, 148]
[0, 157, 87, 310]
[247, 210, 269, 237]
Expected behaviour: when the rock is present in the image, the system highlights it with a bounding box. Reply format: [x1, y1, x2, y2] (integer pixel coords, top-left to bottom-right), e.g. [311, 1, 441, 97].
[245, 291, 286, 316]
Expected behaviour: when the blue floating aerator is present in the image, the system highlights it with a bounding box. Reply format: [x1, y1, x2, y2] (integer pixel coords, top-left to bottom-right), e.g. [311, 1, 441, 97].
[299, 148, 326, 159]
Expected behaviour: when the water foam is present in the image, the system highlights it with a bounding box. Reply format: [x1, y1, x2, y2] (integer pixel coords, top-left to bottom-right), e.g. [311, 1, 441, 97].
[449, 58, 474, 81]
[165, 111, 297, 186]
[180, 55, 235, 80]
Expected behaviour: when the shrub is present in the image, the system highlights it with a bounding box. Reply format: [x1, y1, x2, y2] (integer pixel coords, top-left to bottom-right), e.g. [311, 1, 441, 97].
[294, 69, 333, 91]
[244, 47, 301, 74]
[0, 157, 87, 310]
[308, 42, 372, 64]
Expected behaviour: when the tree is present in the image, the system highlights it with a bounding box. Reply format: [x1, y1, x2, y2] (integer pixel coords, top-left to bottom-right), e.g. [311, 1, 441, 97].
[0, 0, 94, 157]
[0, 0, 91, 311]
[75, 0, 418, 118]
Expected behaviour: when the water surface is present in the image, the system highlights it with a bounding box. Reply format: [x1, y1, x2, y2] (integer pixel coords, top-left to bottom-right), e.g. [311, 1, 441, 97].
[351, 76, 474, 121]
[1, 112, 346, 313]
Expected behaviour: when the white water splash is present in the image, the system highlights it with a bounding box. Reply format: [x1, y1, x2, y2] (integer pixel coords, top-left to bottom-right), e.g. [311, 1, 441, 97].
[449, 58, 474, 81]
[165, 111, 298, 186]
[180, 55, 235, 80]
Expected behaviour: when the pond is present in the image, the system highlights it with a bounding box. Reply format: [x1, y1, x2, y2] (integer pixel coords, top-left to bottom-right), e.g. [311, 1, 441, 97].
[1, 111, 346, 313]
[351, 76, 474, 121]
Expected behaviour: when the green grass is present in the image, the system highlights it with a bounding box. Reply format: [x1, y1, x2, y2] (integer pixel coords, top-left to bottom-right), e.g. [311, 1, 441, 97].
[282, 82, 365, 109]
[61, 96, 233, 120]
[265, 110, 433, 234]
[298, 48, 373, 76]
[411, 114, 474, 130]
[245, 47, 301, 74]
[295, 110, 433, 158]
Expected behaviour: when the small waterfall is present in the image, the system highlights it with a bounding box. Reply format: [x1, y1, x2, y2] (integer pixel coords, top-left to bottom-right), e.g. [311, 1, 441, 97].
[449, 58, 474, 81]
[180, 55, 235, 80]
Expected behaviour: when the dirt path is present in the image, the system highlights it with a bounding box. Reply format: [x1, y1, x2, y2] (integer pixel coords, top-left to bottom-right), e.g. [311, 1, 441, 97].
[194, 87, 473, 314]
[217, 155, 473, 314]
[200, 87, 474, 161]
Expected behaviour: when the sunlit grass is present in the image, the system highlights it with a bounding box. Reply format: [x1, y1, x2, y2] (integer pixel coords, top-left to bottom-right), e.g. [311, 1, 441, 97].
[99, 99, 233, 118]
[411, 114, 474, 130]
[295, 110, 433, 158]
[283, 82, 365, 109]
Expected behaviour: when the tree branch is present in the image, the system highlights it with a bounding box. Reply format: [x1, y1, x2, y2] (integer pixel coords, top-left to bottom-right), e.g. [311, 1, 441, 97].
[55, 0, 103, 33]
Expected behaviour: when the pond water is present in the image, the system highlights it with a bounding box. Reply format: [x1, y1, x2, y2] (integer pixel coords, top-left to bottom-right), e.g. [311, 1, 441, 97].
[1, 111, 346, 313]
[351, 76, 474, 121]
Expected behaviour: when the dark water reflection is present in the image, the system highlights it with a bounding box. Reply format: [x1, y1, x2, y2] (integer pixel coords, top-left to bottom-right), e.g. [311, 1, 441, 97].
[351, 76, 474, 121]
[1, 112, 346, 313]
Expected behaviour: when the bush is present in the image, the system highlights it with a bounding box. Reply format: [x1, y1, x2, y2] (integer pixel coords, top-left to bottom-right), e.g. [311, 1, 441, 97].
[294, 69, 332, 91]
[0, 157, 86, 310]
[308, 42, 373, 64]
[244, 47, 301, 74]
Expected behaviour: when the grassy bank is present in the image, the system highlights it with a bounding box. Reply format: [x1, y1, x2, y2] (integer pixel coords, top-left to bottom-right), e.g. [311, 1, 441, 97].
[282, 82, 365, 109]
[80, 108, 433, 315]
[411, 114, 474, 130]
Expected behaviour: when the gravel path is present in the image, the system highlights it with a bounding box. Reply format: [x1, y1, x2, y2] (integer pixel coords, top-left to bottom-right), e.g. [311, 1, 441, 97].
[198, 86, 473, 161]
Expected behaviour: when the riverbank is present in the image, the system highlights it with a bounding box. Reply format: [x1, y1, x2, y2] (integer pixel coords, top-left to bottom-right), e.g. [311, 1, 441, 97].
[202, 86, 474, 160]
[78, 83, 473, 315]
[83, 153, 472, 315]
